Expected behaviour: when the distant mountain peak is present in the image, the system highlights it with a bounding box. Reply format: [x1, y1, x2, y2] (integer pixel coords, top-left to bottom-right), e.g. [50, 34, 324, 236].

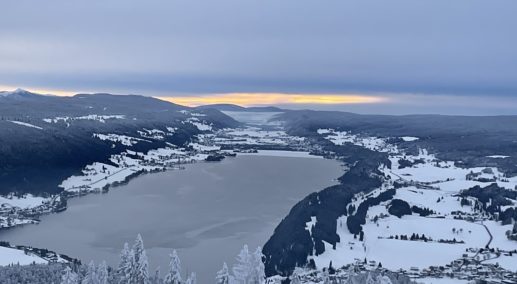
[0, 88, 45, 99]
[14, 88, 29, 93]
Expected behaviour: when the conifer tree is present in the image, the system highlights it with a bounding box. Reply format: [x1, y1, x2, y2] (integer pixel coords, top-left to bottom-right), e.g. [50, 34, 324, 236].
[61, 266, 79, 284]
[126, 234, 150, 284]
[164, 250, 182, 284]
[290, 267, 304, 284]
[152, 267, 161, 284]
[139, 250, 151, 284]
[366, 272, 376, 284]
[251, 247, 265, 284]
[233, 245, 252, 284]
[117, 242, 133, 283]
[97, 261, 108, 284]
[186, 272, 196, 284]
[81, 261, 98, 284]
[216, 263, 230, 284]
[376, 275, 393, 284]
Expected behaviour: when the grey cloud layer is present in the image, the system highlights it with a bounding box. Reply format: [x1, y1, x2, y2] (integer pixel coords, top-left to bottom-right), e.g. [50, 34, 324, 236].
[1, 0, 516, 97]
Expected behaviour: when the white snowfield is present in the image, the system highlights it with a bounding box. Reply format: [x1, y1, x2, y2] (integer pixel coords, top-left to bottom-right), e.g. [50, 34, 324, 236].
[383, 149, 517, 192]
[0, 195, 49, 229]
[393, 187, 475, 216]
[312, 129, 517, 277]
[317, 129, 397, 153]
[211, 127, 304, 146]
[93, 133, 151, 146]
[94, 126, 178, 146]
[43, 114, 125, 125]
[8, 120, 43, 130]
[59, 146, 209, 193]
[185, 117, 213, 131]
[314, 215, 488, 271]
[178, 110, 206, 117]
[487, 155, 510, 159]
[400, 136, 419, 142]
[0, 247, 47, 266]
[189, 142, 220, 152]
[0, 194, 47, 209]
[0, 217, 37, 229]
[137, 128, 168, 140]
[417, 278, 469, 284]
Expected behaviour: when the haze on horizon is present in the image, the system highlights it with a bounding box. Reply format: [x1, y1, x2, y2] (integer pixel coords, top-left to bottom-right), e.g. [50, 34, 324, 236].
[1, 0, 517, 115]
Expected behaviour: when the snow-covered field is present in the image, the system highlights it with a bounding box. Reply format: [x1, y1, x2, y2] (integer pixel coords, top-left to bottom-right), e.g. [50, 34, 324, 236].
[382, 149, 517, 192]
[189, 142, 221, 152]
[313, 215, 488, 271]
[59, 146, 209, 193]
[400, 136, 419, 142]
[417, 278, 469, 284]
[317, 129, 397, 153]
[43, 114, 125, 126]
[8, 120, 43, 130]
[312, 128, 517, 279]
[0, 194, 47, 209]
[392, 187, 475, 216]
[487, 155, 510, 159]
[137, 128, 166, 140]
[186, 117, 213, 131]
[94, 133, 151, 146]
[211, 127, 305, 147]
[0, 247, 47, 266]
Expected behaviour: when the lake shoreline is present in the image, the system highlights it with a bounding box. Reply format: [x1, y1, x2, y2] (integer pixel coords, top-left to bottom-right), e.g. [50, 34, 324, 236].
[0, 154, 343, 282]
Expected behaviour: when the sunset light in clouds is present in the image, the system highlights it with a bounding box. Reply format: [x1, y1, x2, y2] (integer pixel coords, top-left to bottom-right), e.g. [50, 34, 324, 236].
[157, 93, 386, 107]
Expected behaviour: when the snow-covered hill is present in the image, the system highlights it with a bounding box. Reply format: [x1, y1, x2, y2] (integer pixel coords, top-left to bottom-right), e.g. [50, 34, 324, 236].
[306, 130, 517, 279]
[0, 247, 47, 266]
[264, 121, 517, 283]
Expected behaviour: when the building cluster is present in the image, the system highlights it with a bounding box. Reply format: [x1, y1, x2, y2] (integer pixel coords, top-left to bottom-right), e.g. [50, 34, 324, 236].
[0, 196, 64, 229]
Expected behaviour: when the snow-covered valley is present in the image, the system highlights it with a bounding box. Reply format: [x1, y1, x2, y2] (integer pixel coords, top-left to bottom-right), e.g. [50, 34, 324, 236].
[297, 129, 517, 283]
[2, 94, 517, 283]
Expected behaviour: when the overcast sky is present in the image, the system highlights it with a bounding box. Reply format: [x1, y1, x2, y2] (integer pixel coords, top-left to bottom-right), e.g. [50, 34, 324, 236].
[1, 0, 516, 114]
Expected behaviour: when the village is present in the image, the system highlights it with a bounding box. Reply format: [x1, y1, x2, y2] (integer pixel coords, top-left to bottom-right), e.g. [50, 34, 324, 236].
[272, 255, 517, 284]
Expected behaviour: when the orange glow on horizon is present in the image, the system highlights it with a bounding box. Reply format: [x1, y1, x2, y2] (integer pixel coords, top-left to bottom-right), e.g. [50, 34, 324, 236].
[0, 86, 388, 106]
[156, 93, 386, 107]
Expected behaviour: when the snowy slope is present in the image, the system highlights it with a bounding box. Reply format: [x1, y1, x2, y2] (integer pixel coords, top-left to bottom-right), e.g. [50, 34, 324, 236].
[306, 129, 517, 280]
[0, 247, 47, 266]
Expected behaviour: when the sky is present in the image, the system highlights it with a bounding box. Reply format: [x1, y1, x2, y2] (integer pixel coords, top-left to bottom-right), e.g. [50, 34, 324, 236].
[1, 0, 517, 115]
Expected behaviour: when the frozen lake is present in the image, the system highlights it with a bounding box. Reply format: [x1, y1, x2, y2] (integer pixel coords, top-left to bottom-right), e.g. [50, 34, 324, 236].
[0, 154, 342, 282]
